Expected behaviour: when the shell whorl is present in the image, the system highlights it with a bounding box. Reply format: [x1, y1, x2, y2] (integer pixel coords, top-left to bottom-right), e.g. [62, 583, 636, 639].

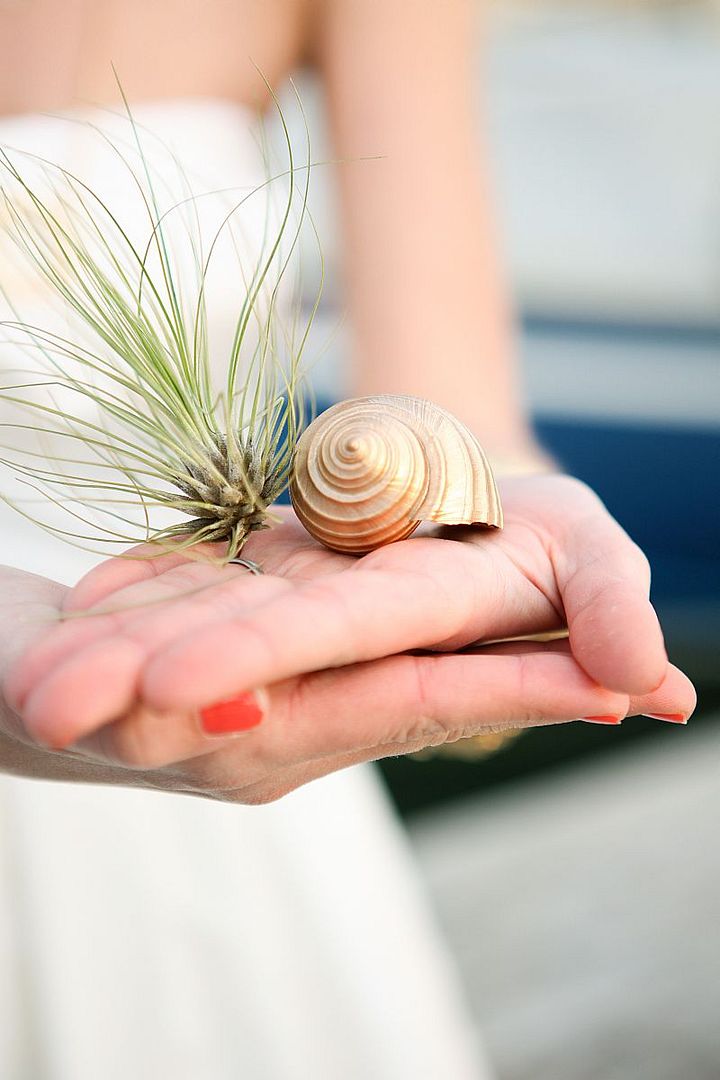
[289, 395, 503, 554]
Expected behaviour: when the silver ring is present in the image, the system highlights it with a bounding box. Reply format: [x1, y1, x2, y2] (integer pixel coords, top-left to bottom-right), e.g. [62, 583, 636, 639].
[228, 557, 263, 575]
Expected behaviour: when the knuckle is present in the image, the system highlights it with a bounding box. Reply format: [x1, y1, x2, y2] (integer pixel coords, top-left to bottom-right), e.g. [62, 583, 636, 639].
[180, 774, 296, 805]
[95, 712, 171, 769]
[390, 657, 456, 747]
[178, 745, 272, 798]
[558, 474, 602, 505]
[403, 721, 455, 748]
[234, 781, 299, 805]
[303, 580, 361, 664]
[625, 541, 652, 583]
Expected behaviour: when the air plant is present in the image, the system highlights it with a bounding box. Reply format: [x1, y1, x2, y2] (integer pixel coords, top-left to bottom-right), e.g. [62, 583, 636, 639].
[0, 81, 322, 566]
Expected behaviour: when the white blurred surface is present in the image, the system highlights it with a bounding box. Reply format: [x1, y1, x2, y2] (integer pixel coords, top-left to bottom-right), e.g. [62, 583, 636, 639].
[0, 762, 489, 1080]
[409, 723, 720, 1080]
[487, 4, 720, 321]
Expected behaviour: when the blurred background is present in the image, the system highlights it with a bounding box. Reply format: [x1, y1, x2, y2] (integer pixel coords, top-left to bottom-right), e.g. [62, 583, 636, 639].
[280, 1, 720, 1077]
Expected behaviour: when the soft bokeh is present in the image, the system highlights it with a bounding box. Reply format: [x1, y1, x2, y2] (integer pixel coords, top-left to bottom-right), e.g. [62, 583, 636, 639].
[275, 3, 720, 1077]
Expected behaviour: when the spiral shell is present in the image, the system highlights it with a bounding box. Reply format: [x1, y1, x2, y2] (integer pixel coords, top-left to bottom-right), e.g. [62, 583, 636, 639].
[289, 394, 503, 553]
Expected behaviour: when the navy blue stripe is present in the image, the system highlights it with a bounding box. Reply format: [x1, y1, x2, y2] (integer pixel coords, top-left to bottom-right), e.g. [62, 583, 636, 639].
[521, 312, 720, 349]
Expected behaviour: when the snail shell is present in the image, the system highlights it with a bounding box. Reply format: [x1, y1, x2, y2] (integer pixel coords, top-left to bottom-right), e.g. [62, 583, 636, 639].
[289, 394, 503, 553]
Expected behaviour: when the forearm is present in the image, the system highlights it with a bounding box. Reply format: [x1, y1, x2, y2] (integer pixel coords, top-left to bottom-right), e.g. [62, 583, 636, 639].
[317, 0, 545, 461]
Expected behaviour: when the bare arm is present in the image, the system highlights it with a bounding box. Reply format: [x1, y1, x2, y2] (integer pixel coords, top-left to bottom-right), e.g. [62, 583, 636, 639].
[0, 2, 695, 789]
[315, 0, 547, 464]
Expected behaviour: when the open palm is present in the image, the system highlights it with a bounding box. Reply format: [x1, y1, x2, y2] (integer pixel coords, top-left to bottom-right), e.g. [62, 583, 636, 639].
[2, 474, 695, 803]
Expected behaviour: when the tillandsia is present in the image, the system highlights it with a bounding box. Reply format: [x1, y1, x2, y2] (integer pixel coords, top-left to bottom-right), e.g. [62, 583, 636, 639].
[0, 81, 322, 565]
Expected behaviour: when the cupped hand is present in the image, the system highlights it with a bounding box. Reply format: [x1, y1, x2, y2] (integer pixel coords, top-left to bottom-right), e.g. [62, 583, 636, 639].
[1, 473, 695, 802]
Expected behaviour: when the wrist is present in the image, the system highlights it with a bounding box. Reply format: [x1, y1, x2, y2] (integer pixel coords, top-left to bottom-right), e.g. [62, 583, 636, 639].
[488, 447, 562, 478]
[482, 434, 562, 478]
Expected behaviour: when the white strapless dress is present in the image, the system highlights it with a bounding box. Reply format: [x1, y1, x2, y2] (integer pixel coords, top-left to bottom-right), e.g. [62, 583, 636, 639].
[0, 99, 490, 1080]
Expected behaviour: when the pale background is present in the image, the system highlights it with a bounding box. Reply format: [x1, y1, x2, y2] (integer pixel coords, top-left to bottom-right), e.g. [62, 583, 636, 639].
[285, 3, 720, 1077]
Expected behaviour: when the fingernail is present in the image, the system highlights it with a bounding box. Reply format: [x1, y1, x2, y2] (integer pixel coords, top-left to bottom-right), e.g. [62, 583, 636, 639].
[200, 691, 265, 736]
[582, 715, 623, 725]
[643, 713, 688, 725]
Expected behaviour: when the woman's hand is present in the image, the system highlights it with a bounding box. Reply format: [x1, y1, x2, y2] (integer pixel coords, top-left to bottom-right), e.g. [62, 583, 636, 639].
[0, 474, 695, 803]
[0, 565, 165, 790]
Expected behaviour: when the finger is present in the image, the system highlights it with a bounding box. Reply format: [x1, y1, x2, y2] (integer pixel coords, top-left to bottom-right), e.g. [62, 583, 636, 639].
[242, 657, 697, 803]
[6, 516, 320, 714]
[7, 512, 338, 712]
[65, 509, 339, 613]
[3, 544, 230, 709]
[38, 643, 695, 787]
[4, 561, 288, 717]
[628, 662, 697, 721]
[0, 570, 67, 698]
[272, 651, 695, 760]
[45, 645, 614, 766]
[12, 573, 289, 745]
[139, 536, 559, 712]
[74, 653, 693, 803]
[63, 541, 225, 611]
[8, 518, 557, 726]
[552, 496, 668, 694]
[67, 690, 268, 769]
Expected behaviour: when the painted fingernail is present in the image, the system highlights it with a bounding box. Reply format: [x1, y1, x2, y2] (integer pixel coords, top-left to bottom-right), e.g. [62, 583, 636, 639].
[643, 713, 688, 725]
[200, 691, 264, 736]
[582, 715, 623, 725]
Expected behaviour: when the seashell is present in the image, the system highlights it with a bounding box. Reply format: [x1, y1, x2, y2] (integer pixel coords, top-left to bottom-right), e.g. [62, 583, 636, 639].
[289, 394, 503, 553]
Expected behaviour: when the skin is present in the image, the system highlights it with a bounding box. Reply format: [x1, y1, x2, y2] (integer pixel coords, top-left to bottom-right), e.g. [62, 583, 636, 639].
[1, 480, 696, 802]
[0, 1, 697, 797]
[0, 0, 310, 115]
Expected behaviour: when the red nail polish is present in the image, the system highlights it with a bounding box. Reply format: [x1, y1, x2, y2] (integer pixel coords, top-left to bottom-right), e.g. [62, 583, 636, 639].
[643, 713, 687, 725]
[582, 715, 623, 725]
[200, 692, 264, 735]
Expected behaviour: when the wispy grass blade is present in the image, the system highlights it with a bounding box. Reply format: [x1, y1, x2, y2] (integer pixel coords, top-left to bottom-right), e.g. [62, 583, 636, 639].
[0, 84, 323, 563]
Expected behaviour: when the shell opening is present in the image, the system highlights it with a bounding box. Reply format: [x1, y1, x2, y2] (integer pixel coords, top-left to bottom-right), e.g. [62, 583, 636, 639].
[288, 395, 503, 553]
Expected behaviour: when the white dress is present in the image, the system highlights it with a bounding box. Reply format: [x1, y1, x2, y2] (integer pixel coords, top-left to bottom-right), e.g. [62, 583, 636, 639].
[0, 100, 491, 1080]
